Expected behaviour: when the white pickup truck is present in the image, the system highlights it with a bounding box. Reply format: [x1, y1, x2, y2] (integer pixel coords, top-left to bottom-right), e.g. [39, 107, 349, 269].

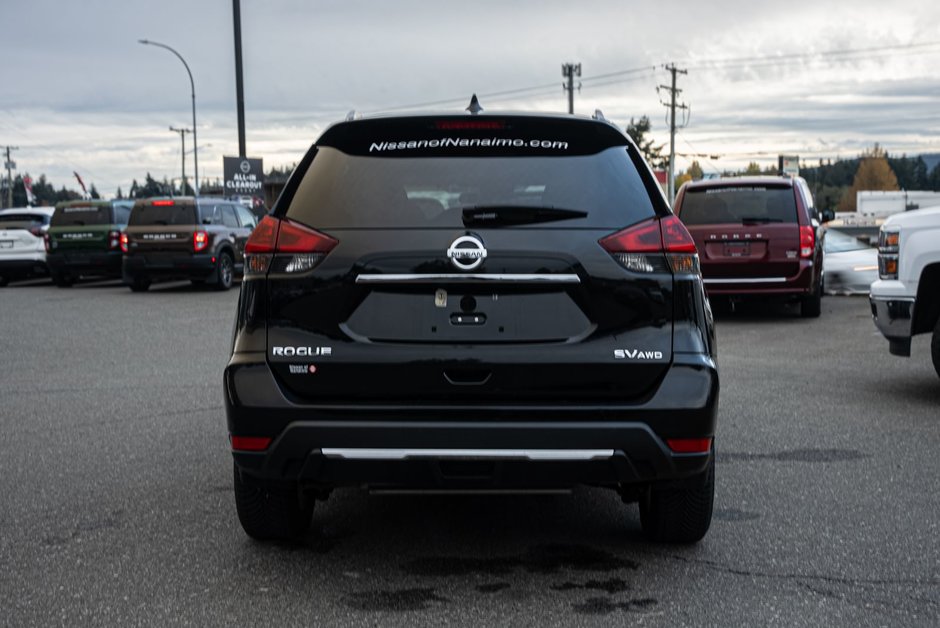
[870, 206, 940, 379]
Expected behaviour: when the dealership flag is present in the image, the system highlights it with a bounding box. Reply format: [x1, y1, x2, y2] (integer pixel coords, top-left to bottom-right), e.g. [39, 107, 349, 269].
[73, 171, 88, 198]
[22, 174, 35, 206]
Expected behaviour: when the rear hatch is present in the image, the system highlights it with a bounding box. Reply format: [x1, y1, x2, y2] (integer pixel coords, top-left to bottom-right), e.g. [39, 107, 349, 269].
[676, 183, 800, 281]
[263, 115, 677, 404]
[48, 202, 115, 255]
[0, 212, 47, 256]
[125, 199, 199, 259]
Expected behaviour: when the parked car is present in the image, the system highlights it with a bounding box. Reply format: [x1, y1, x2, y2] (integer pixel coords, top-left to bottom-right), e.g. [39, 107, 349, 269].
[822, 227, 878, 295]
[121, 197, 258, 292]
[45, 199, 134, 286]
[0, 206, 54, 286]
[673, 176, 824, 317]
[224, 109, 719, 543]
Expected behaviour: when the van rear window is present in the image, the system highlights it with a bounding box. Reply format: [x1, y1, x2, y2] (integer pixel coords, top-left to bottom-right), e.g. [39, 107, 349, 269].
[678, 186, 798, 225]
[52, 206, 111, 227]
[129, 204, 197, 226]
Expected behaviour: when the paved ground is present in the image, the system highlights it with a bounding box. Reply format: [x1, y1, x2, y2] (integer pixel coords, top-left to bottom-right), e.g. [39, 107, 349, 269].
[1, 279, 938, 626]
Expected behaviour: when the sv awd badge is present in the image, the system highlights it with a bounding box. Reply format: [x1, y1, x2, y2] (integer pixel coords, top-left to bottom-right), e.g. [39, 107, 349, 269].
[614, 349, 664, 360]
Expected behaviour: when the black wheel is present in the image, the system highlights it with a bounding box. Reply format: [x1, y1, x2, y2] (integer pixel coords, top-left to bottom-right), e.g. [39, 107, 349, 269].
[800, 281, 822, 318]
[931, 318, 940, 381]
[215, 252, 234, 291]
[640, 455, 714, 543]
[52, 272, 74, 287]
[233, 464, 313, 541]
[129, 277, 151, 292]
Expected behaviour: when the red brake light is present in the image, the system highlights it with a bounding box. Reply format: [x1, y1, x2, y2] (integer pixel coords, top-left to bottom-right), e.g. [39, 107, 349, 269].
[799, 225, 815, 258]
[230, 435, 272, 452]
[193, 230, 209, 252]
[660, 215, 697, 253]
[152, 200, 175, 206]
[119, 233, 129, 253]
[43, 232, 51, 252]
[29, 226, 43, 238]
[666, 437, 713, 454]
[244, 215, 279, 254]
[599, 218, 662, 253]
[275, 219, 338, 253]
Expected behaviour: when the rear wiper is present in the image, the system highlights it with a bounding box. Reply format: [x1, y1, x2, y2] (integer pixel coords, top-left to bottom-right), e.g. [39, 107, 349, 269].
[740, 217, 783, 224]
[461, 205, 588, 226]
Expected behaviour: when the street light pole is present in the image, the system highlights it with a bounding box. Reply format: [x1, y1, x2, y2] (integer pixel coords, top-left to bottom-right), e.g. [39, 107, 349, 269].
[139, 39, 199, 196]
[169, 126, 191, 195]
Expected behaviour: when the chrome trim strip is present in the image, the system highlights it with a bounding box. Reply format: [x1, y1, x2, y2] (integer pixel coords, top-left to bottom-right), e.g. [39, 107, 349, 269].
[320, 448, 614, 461]
[355, 273, 580, 284]
[704, 277, 787, 284]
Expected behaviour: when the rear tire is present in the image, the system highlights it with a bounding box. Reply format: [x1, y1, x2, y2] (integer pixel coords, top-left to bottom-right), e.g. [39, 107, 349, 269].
[931, 318, 940, 380]
[801, 282, 822, 318]
[52, 272, 74, 287]
[233, 464, 313, 541]
[214, 252, 234, 291]
[640, 455, 714, 543]
[129, 277, 151, 292]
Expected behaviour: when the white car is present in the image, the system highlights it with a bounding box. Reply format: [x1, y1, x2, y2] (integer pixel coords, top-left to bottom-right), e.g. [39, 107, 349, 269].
[822, 228, 878, 295]
[0, 206, 55, 286]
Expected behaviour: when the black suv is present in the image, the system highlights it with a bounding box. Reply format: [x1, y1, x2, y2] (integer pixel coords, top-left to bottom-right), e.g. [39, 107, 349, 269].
[122, 197, 258, 291]
[224, 110, 719, 543]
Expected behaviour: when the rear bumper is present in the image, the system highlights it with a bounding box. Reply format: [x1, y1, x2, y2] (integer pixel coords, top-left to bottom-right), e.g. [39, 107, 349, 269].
[224, 352, 719, 489]
[0, 256, 49, 278]
[48, 251, 122, 276]
[870, 295, 914, 356]
[123, 253, 217, 281]
[702, 259, 816, 296]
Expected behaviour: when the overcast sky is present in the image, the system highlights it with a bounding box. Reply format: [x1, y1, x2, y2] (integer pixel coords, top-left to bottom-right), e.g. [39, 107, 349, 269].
[2, 0, 939, 197]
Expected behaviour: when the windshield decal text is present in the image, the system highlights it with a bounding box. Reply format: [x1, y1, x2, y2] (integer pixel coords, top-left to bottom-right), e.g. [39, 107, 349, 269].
[368, 137, 569, 152]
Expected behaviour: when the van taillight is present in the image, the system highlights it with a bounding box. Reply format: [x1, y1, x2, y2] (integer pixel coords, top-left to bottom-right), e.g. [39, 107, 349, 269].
[193, 231, 209, 253]
[108, 230, 121, 250]
[600, 216, 699, 275]
[799, 225, 815, 258]
[244, 216, 338, 277]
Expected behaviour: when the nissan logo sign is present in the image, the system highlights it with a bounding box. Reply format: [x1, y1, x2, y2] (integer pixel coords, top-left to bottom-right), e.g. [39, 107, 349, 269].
[447, 235, 487, 271]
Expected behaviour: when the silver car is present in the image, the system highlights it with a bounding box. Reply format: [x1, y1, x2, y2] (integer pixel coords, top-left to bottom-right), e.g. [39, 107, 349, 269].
[823, 228, 878, 295]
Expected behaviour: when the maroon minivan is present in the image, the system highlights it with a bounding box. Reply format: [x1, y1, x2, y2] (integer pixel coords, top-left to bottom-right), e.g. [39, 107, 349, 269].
[673, 176, 823, 317]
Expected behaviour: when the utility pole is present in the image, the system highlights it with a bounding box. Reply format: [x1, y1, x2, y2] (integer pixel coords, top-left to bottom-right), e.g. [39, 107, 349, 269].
[169, 127, 191, 194]
[562, 63, 581, 114]
[3, 146, 18, 209]
[233, 0, 247, 157]
[659, 64, 688, 205]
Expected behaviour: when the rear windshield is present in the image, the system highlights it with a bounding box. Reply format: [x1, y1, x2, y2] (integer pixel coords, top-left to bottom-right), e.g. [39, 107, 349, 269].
[52, 205, 111, 227]
[0, 213, 47, 229]
[678, 185, 798, 225]
[284, 146, 657, 229]
[129, 203, 197, 226]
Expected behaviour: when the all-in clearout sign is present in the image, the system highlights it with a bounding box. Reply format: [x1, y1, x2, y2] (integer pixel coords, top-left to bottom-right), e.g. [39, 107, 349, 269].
[223, 157, 264, 195]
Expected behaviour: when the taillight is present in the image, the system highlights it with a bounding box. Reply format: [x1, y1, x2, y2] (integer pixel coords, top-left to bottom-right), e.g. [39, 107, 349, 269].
[799, 225, 815, 259]
[193, 230, 209, 253]
[599, 215, 699, 275]
[29, 226, 43, 238]
[230, 435, 272, 452]
[243, 216, 338, 277]
[43, 232, 51, 253]
[107, 230, 121, 251]
[119, 233, 129, 253]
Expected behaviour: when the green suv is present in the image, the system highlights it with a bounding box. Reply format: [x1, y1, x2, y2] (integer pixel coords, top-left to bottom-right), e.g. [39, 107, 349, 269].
[45, 200, 133, 286]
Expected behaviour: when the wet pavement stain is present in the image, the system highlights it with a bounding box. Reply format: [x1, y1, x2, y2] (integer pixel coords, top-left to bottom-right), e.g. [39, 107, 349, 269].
[404, 544, 639, 577]
[552, 577, 631, 594]
[42, 509, 125, 547]
[719, 448, 869, 463]
[572, 596, 658, 615]
[713, 508, 761, 522]
[345, 587, 448, 612]
[476, 582, 511, 594]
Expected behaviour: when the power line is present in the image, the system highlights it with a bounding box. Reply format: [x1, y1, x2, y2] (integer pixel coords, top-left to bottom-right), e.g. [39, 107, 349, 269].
[686, 39, 940, 71]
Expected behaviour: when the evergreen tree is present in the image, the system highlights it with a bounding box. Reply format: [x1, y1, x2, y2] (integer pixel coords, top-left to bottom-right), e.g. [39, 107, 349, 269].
[89, 184, 100, 200]
[625, 116, 667, 169]
[687, 161, 704, 181]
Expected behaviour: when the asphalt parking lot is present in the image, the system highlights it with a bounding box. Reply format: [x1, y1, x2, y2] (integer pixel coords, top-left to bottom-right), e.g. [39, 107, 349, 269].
[1, 279, 938, 626]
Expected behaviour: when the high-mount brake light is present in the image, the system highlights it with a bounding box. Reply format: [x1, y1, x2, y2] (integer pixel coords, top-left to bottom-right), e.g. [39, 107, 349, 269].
[243, 216, 338, 277]
[152, 199, 175, 206]
[799, 225, 815, 259]
[230, 435, 272, 452]
[666, 437, 713, 454]
[119, 233, 129, 253]
[193, 230, 209, 253]
[434, 120, 505, 130]
[599, 216, 700, 275]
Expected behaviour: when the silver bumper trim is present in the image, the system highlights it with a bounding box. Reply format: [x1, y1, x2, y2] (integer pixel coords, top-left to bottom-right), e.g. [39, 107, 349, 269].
[704, 277, 787, 284]
[355, 273, 581, 284]
[870, 296, 914, 340]
[320, 448, 615, 461]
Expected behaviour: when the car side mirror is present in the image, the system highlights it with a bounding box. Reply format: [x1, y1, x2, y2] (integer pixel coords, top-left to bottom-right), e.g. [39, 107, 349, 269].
[820, 209, 834, 223]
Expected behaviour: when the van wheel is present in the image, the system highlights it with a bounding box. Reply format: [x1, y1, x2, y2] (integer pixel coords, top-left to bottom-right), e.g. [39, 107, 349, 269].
[801, 282, 822, 318]
[129, 277, 151, 292]
[233, 464, 313, 541]
[215, 252, 234, 291]
[640, 455, 714, 543]
[931, 318, 940, 380]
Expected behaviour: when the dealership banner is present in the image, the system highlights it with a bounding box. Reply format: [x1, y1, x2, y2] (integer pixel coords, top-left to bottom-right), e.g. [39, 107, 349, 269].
[223, 156, 264, 196]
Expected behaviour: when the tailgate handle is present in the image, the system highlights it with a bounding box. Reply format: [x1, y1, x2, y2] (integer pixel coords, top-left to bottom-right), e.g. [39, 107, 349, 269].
[443, 369, 492, 386]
